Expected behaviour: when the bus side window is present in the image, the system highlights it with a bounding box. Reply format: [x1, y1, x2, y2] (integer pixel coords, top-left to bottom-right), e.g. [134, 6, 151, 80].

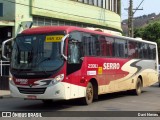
[149, 44, 156, 60]
[105, 37, 114, 57]
[68, 41, 81, 64]
[82, 33, 99, 56]
[138, 42, 144, 59]
[68, 32, 82, 64]
[143, 43, 149, 59]
[152, 45, 156, 60]
[99, 36, 106, 56]
[115, 39, 126, 58]
[128, 41, 138, 59]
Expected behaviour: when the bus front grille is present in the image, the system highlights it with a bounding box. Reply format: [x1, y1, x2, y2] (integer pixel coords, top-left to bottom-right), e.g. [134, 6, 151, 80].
[18, 87, 46, 94]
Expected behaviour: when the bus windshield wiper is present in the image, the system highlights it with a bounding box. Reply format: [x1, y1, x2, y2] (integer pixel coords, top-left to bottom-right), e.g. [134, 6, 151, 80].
[36, 57, 51, 66]
[35, 57, 51, 75]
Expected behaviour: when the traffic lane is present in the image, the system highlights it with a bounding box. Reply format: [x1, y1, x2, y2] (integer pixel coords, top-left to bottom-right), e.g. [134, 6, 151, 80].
[0, 83, 159, 111]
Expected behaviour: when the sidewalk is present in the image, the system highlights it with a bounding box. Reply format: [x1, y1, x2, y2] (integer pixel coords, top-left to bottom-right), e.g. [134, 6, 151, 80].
[0, 90, 11, 99]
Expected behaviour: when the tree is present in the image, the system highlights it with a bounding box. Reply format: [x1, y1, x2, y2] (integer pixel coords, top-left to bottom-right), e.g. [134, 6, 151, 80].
[143, 22, 160, 42]
[134, 28, 144, 38]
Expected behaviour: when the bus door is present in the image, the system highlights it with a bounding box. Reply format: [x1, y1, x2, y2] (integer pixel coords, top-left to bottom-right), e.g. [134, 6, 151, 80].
[67, 33, 82, 98]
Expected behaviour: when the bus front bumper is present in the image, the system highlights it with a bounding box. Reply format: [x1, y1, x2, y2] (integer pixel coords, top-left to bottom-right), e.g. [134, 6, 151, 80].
[9, 82, 67, 100]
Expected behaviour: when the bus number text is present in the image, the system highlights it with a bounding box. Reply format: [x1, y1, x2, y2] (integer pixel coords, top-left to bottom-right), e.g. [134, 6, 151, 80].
[88, 64, 98, 68]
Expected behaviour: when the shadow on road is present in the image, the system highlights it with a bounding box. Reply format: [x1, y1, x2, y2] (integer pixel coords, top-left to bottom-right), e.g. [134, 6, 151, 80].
[14, 90, 148, 111]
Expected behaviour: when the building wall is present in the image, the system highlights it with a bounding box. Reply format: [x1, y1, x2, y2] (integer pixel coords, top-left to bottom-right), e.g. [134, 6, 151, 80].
[14, 0, 32, 36]
[0, 0, 15, 21]
[0, 0, 122, 35]
[31, 0, 122, 32]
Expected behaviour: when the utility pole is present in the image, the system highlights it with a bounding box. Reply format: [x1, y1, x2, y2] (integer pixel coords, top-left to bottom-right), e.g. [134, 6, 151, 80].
[125, 0, 144, 37]
[128, 0, 133, 37]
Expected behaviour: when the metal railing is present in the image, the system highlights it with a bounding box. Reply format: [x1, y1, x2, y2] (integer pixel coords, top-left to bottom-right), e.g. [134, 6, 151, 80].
[0, 60, 10, 77]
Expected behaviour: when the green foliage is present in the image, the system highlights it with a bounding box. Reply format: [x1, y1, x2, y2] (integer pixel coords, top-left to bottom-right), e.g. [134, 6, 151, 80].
[134, 22, 160, 62]
[134, 28, 144, 38]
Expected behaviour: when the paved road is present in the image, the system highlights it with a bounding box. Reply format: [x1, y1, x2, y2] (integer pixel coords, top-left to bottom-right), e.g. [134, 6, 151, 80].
[0, 83, 160, 118]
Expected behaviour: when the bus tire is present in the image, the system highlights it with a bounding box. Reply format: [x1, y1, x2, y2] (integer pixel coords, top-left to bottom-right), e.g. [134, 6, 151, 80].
[81, 82, 93, 105]
[131, 78, 142, 95]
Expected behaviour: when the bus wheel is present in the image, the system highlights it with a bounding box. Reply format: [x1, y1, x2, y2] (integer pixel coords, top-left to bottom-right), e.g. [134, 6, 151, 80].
[81, 82, 93, 105]
[132, 78, 142, 95]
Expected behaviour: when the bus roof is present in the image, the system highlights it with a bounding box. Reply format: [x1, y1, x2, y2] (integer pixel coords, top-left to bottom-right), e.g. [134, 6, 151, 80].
[21, 26, 156, 45]
[21, 26, 112, 36]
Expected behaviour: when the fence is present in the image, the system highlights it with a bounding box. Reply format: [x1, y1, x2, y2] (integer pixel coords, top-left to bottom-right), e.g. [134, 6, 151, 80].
[0, 60, 10, 90]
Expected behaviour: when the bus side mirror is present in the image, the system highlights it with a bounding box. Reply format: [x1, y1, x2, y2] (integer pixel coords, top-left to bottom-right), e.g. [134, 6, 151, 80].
[61, 34, 69, 60]
[2, 38, 14, 61]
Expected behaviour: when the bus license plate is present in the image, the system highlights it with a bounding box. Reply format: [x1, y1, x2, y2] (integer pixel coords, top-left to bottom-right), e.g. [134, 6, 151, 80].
[27, 95, 37, 99]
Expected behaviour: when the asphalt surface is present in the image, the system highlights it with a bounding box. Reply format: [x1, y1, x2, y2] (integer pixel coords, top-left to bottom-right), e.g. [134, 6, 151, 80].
[0, 83, 160, 119]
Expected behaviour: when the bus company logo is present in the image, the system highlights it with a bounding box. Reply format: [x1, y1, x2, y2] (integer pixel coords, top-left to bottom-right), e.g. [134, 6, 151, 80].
[103, 63, 120, 70]
[16, 79, 28, 84]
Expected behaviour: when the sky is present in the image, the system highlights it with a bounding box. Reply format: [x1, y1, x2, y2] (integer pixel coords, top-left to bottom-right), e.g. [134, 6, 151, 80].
[121, 0, 160, 20]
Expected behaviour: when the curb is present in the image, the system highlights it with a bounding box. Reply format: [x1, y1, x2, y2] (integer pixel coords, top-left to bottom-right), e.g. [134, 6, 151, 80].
[0, 95, 12, 99]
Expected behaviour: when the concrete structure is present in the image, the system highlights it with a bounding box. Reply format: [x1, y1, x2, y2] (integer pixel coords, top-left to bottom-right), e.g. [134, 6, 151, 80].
[0, 0, 122, 60]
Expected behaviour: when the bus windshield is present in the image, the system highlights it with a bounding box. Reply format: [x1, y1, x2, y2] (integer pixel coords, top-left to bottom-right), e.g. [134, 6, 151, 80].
[11, 33, 64, 72]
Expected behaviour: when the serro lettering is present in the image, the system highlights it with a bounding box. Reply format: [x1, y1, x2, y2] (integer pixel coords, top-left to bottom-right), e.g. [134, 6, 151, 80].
[103, 63, 120, 70]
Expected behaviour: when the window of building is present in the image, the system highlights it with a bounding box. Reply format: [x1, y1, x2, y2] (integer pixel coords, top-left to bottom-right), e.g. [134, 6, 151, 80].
[102, 0, 106, 9]
[84, 0, 89, 4]
[112, 0, 114, 11]
[45, 18, 51, 26]
[108, 0, 111, 10]
[105, 0, 109, 9]
[33, 17, 38, 26]
[117, 0, 121, 15]
[37, 17, 45, 26]
[89, 0, 94, 5]
[51, 19, 58, 26]
[77, 0, 84, 2]
[93, 0, 97, 6]
[59, 21, 64, 26]
[98, 0, 103, 8]
[114, 0, 117, 13]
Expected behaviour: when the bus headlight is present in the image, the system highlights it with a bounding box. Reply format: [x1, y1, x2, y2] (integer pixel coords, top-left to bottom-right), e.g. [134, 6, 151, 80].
[9, 76, 15, 85]
[52, 74, 64, 85]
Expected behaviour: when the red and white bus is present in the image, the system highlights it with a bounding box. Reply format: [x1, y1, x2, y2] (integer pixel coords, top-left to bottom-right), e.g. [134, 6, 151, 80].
[2, 26, 158, 105]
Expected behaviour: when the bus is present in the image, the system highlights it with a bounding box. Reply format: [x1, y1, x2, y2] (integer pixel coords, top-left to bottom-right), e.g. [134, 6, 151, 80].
[2, 26, 158, 105]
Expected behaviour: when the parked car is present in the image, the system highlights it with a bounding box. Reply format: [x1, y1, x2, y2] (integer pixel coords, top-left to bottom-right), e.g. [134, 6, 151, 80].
[158, 65, 160, 87]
